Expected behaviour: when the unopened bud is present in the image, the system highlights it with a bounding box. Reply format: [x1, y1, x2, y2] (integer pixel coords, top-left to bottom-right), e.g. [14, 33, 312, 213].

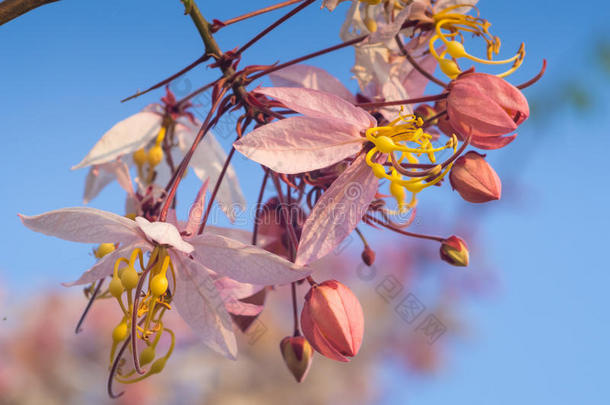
[440, 236, 469, 267]
[361, 246, 376, 266]
[280, 336, 313, 383]
[301, 280, 364, 362]
[450, 151, 501, 203]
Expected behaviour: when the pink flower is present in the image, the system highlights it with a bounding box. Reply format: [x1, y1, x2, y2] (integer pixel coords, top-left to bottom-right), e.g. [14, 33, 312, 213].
[300, 280, 364, 362]
[234, 87, 380, 265]
[446, 73, 529, 149]
[19, 207, 309, 359]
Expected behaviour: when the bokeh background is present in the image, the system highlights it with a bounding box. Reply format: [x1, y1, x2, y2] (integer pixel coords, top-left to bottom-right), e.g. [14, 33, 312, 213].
[1, 0, 609, 404]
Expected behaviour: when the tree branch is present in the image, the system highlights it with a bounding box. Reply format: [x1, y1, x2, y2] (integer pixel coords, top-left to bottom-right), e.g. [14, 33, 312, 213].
[0, 0, 60, 26]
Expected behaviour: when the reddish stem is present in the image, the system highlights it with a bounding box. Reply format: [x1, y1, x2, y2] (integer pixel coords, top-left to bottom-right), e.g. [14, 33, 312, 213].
[366, 214, 444, 242]
[395, 35, 449, 88]
[159, 86, 228, 222]
[517, 59, 547, 90]
[248, 35, 367, 81]
[357, 93, 447, 109]
[213, 0, 305, 31]
[121, 54, 209, 103]
[252, 168, 270, 246]
[236, 0, 316, 55]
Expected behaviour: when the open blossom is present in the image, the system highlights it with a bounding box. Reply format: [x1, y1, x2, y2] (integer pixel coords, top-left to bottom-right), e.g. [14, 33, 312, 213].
[235, 87, 459, 265]
[19, 207, 309, 363]
[72, 88, 245, 220]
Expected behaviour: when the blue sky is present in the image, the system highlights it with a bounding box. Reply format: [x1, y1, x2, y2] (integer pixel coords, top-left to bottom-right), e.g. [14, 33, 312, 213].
[1, 0, 609, 403]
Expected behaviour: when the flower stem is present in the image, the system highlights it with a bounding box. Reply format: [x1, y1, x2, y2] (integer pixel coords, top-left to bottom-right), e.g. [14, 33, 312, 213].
[252, 168, 270, 246]
[249, 35, 367, 82]
[395, 34, 449, 88]
[366, 214, 444, 242]
[357, 93, 447, 108]
[236, 0, 316, 55]
[213, 0, 306, 32]
[75, 278, 105, 334]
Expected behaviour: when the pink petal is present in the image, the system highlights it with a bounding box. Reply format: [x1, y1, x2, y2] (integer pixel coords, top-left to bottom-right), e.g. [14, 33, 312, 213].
[19, 207, 142, 245]
[402, 52, 437, 99]
[72, 112, 161, 169]
[256, 87, 376, 128]
[296, 155, 379, 266]
[189, 233, 310, 285]
[63, 241, 149, 286]
[185, 178, 209, 236]
[270, 64, 356, 103]
[224, 300, 263, 317]
[215, 277, 263, 300]
[234, 116, 365, 174]
[134, 217, 193, 254]
[470, 134, 517, 150]
[170, 252, 237, 359]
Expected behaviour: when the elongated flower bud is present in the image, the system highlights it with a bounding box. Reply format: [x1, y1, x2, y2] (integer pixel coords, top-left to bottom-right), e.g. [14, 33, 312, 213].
[440, 236, 469, 267]
[450, 151, 501, 203]
[280, 336, 313, 383]
[447, 73, 529, 149]
[301, 280, 364, 362]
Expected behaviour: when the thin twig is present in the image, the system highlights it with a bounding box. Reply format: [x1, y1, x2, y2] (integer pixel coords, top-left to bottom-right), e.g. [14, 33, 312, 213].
[236, 0, 316, 55]
[213, 0, 305, 31]
[395, 34, 448, 88]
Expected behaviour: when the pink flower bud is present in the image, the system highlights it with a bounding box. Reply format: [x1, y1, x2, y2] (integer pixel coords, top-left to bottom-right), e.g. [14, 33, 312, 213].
[449, 151, 501, 203]
[300, 280, 364, 362]
[447, 73, 529, 150]
[440, 236, 469, 267]
[361, 245, 376, 266]
[280, 335, 313, 383]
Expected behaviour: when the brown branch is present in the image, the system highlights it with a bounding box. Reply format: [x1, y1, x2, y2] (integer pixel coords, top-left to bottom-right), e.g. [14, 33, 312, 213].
[0, 0, 59, 26]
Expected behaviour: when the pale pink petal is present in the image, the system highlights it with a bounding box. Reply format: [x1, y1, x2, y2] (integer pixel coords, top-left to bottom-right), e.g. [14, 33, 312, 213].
[296, 155, 379, 266]
[215, 277, 263, 300]
[224, 300, 263, 317]
[185, 179, 209, 236]
[189, 233, 310, 285]
[63, 241, 149, 286]
[256, 87, 376, 128]
[170, 252, 237, 359]
[72, 112, 161, 169]
[269, 64, 356, 103]
[175, 122, 245, 222]
[205, 225, 277, 248]
[402, 52, 438, 99]
[134, 217, 193, 254]
[83, 166, 117, 204]
[234, 116, 365, 174]
[19, 207, 142, 245]
[367, 5, 412, 44]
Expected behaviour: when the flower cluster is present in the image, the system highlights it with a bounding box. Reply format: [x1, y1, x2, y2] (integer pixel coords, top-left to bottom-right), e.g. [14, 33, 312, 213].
[18, 0, 543, 393]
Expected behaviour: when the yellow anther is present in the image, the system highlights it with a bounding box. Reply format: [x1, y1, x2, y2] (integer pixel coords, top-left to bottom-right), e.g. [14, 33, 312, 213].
[149, 357, 167, 375]
[112, 320, 128, 343]
[109, 277, 124, 298]
[439, 59, 461, 79]
[390, 180, 407, 208]
[125, 213, 137, 221]
[446, 41, 467, 58]
[155, 126, 167, 146]
[374, 136, 396, 153]
[139, 345, 156, 366]
[150, 274, 168, 297]
[147, 145, 164, 167]
[133, 148, 148, 167]
[95, 243, 115, 259]
[371, 163, 387, 179]
[364, 17, 377, 32]
[121, 266, 139, 290]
